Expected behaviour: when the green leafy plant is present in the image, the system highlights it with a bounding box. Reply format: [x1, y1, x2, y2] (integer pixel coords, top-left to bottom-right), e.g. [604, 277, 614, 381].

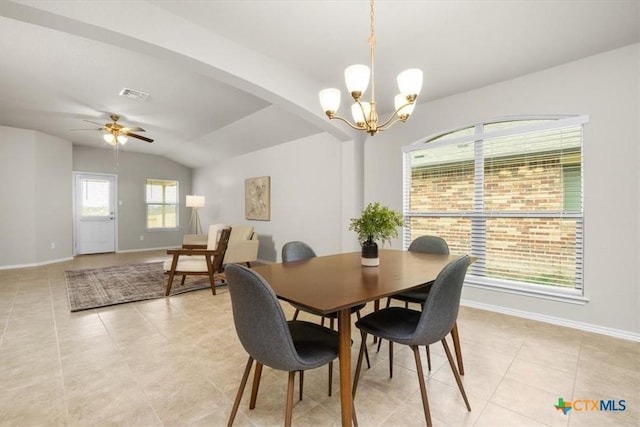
[349, 202, 404, 246]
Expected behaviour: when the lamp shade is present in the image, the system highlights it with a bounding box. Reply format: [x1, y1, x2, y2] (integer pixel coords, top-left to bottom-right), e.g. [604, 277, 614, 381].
[351, 102, 371, 125]
[397, 68, 423, 96]
[345, 64, 370, 95]
[103, 133, 116, 145]
[319, 88, 341, 113]
[186, 195, 205, 208]
[117, 134, 128, 145]
[394, 94, 415, 117]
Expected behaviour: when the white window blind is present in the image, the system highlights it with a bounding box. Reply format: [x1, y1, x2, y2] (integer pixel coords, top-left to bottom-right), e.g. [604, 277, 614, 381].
[403, 116, 587, 295]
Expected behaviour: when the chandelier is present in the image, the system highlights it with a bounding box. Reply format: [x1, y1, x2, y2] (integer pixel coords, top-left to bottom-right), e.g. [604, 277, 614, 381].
[318, 0, 423, 136]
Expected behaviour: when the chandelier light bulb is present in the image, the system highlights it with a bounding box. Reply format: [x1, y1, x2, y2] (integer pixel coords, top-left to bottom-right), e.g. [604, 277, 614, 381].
[397, 68, 423, 96]
[319, 88, 341, 114]
[117, 135, 128, 145]
[345, 64, 370, 98]
[351, 102, 371, 125]
[394, 94, 415, 118]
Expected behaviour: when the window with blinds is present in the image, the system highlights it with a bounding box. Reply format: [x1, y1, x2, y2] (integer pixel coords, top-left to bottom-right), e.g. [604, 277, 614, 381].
[145, 178, 179, 229]
[403, 116, 587, 296]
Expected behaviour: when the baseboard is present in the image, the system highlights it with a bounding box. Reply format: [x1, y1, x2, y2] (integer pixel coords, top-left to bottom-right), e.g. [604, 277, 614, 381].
[116, 246, 175, 253]
[461, 299, 640, 343]
[0, 256, 74, 270]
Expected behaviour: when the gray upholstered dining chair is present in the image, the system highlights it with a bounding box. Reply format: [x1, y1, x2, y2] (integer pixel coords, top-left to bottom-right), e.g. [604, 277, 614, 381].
[378, 235, 465, 376]
[281, 240, 370, 395]
[352, 256, 472, 427]
[225, 264, 340, 427]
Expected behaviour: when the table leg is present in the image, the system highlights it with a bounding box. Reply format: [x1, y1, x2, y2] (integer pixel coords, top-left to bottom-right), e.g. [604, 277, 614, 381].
[338, 308, 353, 427]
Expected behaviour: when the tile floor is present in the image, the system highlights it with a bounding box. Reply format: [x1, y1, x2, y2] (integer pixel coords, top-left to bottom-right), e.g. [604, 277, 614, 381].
[0, 250, 638, 426]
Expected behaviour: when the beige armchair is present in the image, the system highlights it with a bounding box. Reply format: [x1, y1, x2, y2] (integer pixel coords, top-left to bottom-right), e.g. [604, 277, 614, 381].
[223, 224, 259, 267]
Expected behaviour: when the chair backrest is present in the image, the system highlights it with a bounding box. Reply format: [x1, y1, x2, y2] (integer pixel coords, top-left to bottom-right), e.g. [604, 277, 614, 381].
[408, 235, 449, 255]
[228, 225, 255, 243]
[225, 264, 305, 371]
[206, 224, 226, 249]
[282, 241, 317, 262]
[411, 255, 470, 346]
[211, 227, 232, 273]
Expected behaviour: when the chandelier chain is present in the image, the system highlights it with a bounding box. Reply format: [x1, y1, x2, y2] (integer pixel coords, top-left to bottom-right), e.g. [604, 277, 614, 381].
[369, 0, 376, 105]
[368, 0, 375, 48]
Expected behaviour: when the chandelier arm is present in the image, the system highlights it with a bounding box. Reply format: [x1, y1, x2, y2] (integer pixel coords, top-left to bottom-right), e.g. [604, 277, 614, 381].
[377, 102, 414, 129]
[328, 114, 367, 131]
[377, 116, 407, 132]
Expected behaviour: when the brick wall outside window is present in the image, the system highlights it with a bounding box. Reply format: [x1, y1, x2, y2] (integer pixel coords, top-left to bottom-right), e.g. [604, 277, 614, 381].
[408, 154, 579, 288]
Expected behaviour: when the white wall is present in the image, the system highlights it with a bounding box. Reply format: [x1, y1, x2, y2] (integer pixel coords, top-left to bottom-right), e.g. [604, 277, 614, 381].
[364, 44, 640, 336]
[193, 132, 346, 262]
[73, 146, 193, 251]
[0, 126, 73, 267]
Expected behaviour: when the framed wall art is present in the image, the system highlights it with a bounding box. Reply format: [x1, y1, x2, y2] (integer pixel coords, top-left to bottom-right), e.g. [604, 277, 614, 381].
[244, 176, 270, 221]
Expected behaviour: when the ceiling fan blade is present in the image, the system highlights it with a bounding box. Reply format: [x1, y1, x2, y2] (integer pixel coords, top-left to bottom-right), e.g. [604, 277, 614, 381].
[70, 127, 106, 131]
[121, 126, 145, 133]
[124, 132, 153, 143]
[83, 119, 106, 127]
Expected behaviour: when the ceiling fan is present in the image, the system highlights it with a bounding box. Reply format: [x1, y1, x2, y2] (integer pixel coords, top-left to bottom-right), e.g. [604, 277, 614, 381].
[74, 114, 153, 145]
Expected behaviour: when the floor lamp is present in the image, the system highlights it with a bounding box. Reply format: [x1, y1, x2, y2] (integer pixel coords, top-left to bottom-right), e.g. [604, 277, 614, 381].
[186, 195, 205, 234]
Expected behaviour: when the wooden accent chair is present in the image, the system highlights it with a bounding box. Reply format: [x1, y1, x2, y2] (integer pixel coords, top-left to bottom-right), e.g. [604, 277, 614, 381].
[163, 225, 231, 296]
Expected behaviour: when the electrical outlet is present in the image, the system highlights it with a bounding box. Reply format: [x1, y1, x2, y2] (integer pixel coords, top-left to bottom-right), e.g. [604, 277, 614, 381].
[139, 235, 144, 241]
[50, 242, 55, 249]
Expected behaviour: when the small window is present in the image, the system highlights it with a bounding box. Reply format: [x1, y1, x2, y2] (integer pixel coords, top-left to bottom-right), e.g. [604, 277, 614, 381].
[145, 179, 178, 229]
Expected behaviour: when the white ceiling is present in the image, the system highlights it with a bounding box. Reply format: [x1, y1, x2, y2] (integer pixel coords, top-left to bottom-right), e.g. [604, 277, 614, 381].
[1, 0, 638, 168]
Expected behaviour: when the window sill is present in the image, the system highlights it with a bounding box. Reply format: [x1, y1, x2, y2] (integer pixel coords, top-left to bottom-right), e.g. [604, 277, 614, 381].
[464, 276, 589, 305]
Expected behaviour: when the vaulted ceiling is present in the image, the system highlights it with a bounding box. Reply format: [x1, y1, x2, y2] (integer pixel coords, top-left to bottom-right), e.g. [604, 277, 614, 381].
[1, 1, 638, 168]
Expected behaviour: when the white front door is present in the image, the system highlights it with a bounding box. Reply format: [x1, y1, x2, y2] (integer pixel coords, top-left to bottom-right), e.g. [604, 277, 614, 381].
[74, 173, 116, 255]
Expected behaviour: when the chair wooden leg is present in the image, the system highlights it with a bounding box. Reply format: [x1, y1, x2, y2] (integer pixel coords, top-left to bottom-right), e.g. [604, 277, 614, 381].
[355, 312, 371, 369]
[376, 337, 383, 352]
[249, 362, 263, 409]
[450, 321, 464, 375]
[352, 331, 368, 398]
[205, 255, 216, 295]
[373, 300, 380, 344]
[165, 275, 175, 296]
[165, 255, 179, 296]
[299, 370, 304, 401]
[180, 275, 187, 285]
[442, 338, 471, 411]
[328, 361, 333, 396]
[285, 371, 295, 427]
[412, 346, 433, 427]
[425, 345, 432, 371]
[292, 309, 300, 320]
[246, 262, 251, 268]
[227, 356, 254, 427]
[388, 341, 394, 378]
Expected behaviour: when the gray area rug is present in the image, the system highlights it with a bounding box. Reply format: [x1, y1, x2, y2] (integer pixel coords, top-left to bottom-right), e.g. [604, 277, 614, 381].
[65, 262, 222, 312]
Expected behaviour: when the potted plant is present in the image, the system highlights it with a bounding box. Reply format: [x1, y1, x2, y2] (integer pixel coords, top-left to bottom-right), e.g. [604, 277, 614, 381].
[349, 202, 404, 266]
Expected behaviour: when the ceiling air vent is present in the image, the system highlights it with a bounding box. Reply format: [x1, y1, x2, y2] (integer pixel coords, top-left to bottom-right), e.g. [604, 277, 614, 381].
[118, 88, 149, 101]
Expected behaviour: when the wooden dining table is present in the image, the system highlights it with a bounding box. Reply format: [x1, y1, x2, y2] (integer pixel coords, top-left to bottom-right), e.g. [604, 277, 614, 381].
[252, 249, 464, 427]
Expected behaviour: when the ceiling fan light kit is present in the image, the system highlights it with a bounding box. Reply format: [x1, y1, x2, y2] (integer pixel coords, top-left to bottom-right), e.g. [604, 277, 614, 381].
[318, 0, 423, 136]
